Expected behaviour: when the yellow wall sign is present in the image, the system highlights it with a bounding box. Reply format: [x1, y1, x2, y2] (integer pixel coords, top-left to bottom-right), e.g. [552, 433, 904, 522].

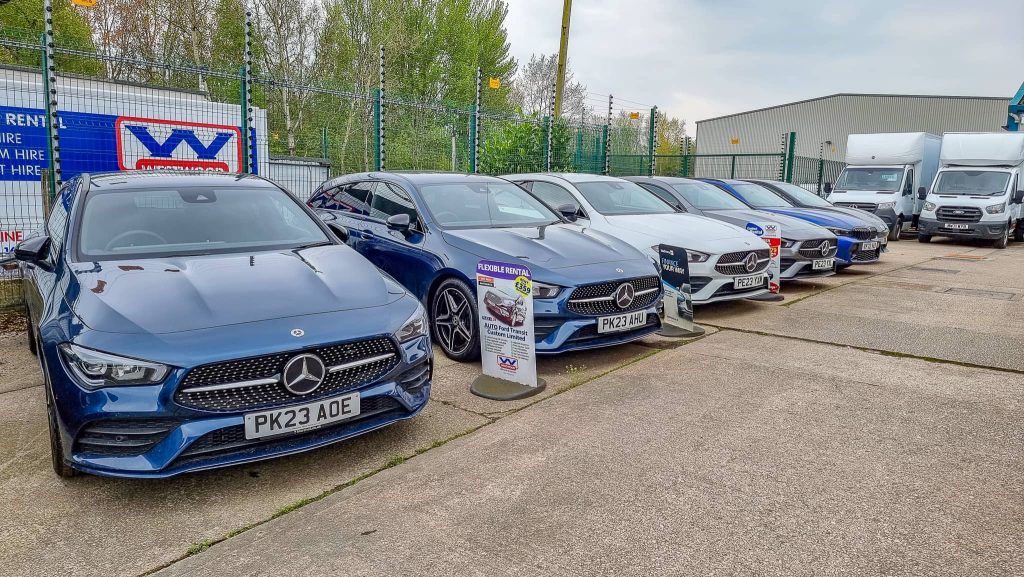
[730, 137, 741, 145]
[629, 112, 641, 120]
[72, 0, 97, 7]
[488, 77, 501, 89]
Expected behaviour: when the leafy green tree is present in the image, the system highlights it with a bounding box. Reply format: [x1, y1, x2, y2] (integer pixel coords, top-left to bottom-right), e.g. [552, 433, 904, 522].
[0, 0, 102, 74]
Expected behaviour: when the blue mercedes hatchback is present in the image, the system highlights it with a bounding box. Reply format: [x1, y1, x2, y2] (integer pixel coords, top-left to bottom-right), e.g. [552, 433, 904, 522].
[308, 172, 663, 362]
[702, 178, 889, 267]
[14, 172, 431, 478]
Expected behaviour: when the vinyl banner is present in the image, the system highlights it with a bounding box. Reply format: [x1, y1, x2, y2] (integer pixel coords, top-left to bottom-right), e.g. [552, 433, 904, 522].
[746, 222, 782, 294]
[658, 244, 695, 331]
[476, 260, 537, 388]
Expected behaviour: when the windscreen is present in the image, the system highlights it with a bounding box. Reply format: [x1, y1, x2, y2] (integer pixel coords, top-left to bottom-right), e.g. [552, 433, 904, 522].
[769, 181, 833, 207]
[78, 186, 329, 260]
[728, 183, 793, 208]
[419, 182, 560, 228]
[575, 180, 675, 215]
[933, 170, 1011, 196]
[671, 181, 748, 210]
[835, 168, 903, 192]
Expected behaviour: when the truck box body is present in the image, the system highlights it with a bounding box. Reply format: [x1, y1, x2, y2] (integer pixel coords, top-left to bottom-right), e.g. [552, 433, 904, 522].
[846, 132, 942, 167]
[939, 132, 1024, 168]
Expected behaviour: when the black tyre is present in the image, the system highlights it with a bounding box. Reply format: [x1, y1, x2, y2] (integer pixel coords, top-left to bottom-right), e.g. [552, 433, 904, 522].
[39, 345, 77, 478]
[26, 315, 37, 357]
[994, 223, 1009, 249]
[888, 217, 902, 241]
[918, 234, 931, 243]
[430, 277, 480, 362]
[1014, 220, 1024, 242]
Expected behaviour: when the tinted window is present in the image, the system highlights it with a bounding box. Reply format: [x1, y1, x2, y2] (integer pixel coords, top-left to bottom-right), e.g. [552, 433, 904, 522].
[46, 182, 73, 263]
[670, 181, 748, 210]
[764, 181, 832, 207]
[574, 180, 675, 215]
[419, 182, 559, 228]
[638, 183, 683, 209]
[933, 170, 1011, 196]
[370, 182, 418, 224]
[528, 181, 580, 209]
[328, 182, 375, 214]
[728, 183, 793, 208]
[78, 185, 329, 260]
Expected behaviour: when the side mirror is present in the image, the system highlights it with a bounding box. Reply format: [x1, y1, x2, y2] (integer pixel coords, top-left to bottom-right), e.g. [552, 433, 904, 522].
[917, 187, 927, 200]
[823, 182, 833, 195]
[14, 235, 50, 266]
[556, 203, 579, 222]
[386, 213, 411, 232]
[1013, 190, 1024, 204]
[326, 222, 349, 243]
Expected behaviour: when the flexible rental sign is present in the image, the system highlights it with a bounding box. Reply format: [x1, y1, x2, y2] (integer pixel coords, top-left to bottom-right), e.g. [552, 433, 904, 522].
[476, 259, 537, 387]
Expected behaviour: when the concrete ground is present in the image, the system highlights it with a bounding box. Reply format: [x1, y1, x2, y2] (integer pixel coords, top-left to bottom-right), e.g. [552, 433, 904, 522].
[2, 236, 1023, 576]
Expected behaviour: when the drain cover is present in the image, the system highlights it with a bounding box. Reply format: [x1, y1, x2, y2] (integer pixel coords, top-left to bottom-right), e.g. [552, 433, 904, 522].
[942, 287, 1015, 300]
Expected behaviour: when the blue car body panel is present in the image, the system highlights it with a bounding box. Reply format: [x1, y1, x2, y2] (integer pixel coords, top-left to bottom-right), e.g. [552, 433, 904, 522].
[702, 178, 884, 265]
[309, 173, 663, 354]
[23, 172, 431, 478]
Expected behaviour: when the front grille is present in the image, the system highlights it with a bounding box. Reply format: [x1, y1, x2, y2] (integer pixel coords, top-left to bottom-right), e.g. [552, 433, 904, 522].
[397, 361, 431, 391]
[852, 248, 880, 262]
[849, 228, 875, 240]
[936, 206, 983, 223]
[175, 338, 400, 412]
[797, 239, 838, 258]
[714, 249, 770, 276]
[75, 418, 179, 456]
[178, 396, 404, 459]
[834, 202, 877, 212]
[566, 276, 660, 316]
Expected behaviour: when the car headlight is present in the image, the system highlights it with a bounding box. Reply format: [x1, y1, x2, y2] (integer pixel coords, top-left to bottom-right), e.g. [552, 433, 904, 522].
[396, 303, 428, 342]
[59, 343, 169, 388]
[532, 281, 562, 299]
[686, 250, 710, 263]
[780, 239, 795, 248]
[923, 201, 936, 212]
[986, 203, 1006, 214]
[876, 201, 897, 210]
[825, 227, 851, 237]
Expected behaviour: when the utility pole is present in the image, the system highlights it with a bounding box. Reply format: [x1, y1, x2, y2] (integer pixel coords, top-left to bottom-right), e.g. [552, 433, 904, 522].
[553, 0, 573, 118]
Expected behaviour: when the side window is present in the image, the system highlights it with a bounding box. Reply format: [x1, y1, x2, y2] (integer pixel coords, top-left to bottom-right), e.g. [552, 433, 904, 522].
[328, 182, 375, 215]
[638, 183, 683, 210]
[45, 181, 73, 264]
[369, 182, 419, 225]
[307, 186, 333, 208]
[903, 169, 914, 196]
[528, 181, 582, 213]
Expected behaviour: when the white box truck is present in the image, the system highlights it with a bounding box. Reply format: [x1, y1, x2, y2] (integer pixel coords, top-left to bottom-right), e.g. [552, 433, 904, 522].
[828, 132, 941, 241]
[917, 132, 1024, 248]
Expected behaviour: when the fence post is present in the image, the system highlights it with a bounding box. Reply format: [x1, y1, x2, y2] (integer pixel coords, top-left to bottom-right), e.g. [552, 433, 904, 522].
[470, 67, 481, 174]
[785, 131, 796, 183]
[321, 127, 329, 160]
[816, 141, 825, 194]
[239, 8, 254, 173]
[603, 94, 612, 175]
[647, 106, 657, 177]
[729, 155, 737, 179]
[375, 45, 385, 171]
[41, 0, 61, 199]
[545, 83, 555, 171]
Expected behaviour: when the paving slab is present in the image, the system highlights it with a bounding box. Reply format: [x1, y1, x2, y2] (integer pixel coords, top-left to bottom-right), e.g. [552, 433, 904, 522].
[0, 332, 38, 395]
[152, 330, 1024, 577]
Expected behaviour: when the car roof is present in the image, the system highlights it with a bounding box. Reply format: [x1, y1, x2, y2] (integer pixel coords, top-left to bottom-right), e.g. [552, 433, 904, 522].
[508, 173, 626, 184]
[322, 171, 509, 190]
[86, 171, 275, 190]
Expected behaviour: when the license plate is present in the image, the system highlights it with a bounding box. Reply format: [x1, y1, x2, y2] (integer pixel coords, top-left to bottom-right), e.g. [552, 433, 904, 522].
[734, 273, 767, 289]
[244, 392, 360, 440]
[861, 241, 879, 250]
[943, 223, 970, 230]
[597, 310, 647, 334]
[812, 258, 834, 270]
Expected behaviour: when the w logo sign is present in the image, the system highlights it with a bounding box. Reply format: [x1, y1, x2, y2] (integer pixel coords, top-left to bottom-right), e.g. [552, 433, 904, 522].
[496, 356, 519, 372]
[116, 117, 242, 172]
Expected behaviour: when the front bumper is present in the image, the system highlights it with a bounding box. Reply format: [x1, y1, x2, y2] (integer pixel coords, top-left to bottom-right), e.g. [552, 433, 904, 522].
[779, 242, 837, 280]
[835, 234, 886, 266]
[688, 259, 770, 304]
[918, 217, 1008, 240]
[874, 206, 898, 228]
[49, 335, 432, 478]
[534, 303, 662, 354]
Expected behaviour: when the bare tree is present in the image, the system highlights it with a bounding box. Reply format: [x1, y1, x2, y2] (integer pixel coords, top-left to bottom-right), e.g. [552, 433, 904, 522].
[510, 53, 588, 119]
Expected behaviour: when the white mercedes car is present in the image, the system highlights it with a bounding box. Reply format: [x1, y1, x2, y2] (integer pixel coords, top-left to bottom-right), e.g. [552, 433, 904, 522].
[502, 173, 771, 304]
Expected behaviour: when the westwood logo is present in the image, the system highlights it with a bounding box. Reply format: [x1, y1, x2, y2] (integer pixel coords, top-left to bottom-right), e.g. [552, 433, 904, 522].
[745, 223, 764, 236]
[116, 117, 242, 172]
[496, 355, 519, 372]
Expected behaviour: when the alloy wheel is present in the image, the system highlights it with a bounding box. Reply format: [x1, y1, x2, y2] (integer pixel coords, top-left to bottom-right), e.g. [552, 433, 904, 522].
[433, 287, 474, 356]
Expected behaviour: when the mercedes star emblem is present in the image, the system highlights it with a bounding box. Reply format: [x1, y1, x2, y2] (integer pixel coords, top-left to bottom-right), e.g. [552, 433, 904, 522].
[614, 283, 635, 309]
[743, 252, 759, 273]
[819, 241, 831, 257]
[291, 328, 305, 337]
[281, 354, 326, 395]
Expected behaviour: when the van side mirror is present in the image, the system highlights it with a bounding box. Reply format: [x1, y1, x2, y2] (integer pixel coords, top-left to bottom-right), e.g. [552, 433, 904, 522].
[823, 182, 833, 195]
[14, 235, 50, 266]
[1013, 190, 1024, 204]
[556, 203, 579, 222]
[917, 187, 927, 200]
[386, 213, 411, 232]
[326, 222, 349, 243]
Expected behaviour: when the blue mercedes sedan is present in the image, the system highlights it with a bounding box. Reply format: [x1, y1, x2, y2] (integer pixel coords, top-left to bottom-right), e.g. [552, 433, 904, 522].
[14, 172, 431, 478]
[308, 172, 663, 362]
[702, 178, 889, 268]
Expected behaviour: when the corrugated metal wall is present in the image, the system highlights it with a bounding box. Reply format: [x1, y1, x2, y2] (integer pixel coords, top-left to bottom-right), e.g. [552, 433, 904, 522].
[695, 94, 1010, 161]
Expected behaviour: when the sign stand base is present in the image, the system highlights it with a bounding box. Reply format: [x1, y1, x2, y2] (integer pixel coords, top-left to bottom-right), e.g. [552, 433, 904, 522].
[471, 374, 547, 401]
[747, 292, 785, 302]
[657, 323, 706, 338]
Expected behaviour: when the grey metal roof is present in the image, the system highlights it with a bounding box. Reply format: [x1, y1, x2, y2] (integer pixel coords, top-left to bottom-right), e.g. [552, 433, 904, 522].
[698, 93, 1010, 123]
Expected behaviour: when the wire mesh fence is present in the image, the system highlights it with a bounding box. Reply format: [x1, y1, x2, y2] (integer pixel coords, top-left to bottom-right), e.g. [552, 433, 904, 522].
[792, 156, 847, 195]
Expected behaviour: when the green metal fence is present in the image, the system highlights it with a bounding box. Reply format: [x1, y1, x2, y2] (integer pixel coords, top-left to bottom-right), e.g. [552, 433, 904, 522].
[792, 156, 847, 195]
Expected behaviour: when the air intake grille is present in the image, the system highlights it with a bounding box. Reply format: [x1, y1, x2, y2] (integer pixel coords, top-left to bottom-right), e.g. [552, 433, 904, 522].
[566, 276, 660, 315]
[75, 418, 179, 456]
[714, 249, 770, 276]
[936, 206, 983, 223]
[834, 202, 877, 212]
[797, 239, 838, 258]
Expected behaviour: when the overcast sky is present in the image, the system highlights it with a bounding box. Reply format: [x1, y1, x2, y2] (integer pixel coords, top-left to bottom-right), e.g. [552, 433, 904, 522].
[504, 0, 1021, 131]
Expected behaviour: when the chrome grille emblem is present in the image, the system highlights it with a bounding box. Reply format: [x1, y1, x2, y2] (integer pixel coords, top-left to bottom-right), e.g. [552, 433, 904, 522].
[282, 354, 326, 395]
[743, 252, 758, 273]
[819, 241, 831, 257]
[614, 283, 635, 309]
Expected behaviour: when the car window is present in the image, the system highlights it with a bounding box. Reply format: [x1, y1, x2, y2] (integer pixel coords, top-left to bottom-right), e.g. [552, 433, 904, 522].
[328, 182, 375, 215]
[637, 183, 684, 210]
[45, 181, 74, 264]
[77, 185, 329, 260]
[419, 182, 560, 229]
[728, 183, 793, 208]
[529, 181, 579, 209]
[670, 181, 748, 210]
[763, 181, 831, 208]
[574, 180, 675, 215]
[370, 182, 419, 226]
